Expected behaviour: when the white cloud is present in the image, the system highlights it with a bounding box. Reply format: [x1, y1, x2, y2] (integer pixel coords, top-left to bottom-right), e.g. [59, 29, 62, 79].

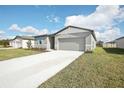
[0, 36, 15, 40]
[9, 24, 49, 35]
[0, 30, 5, 39]
[46, 15, 60, 23]
[65, 5, 124, 42]
[0, 30, 16, 40]
[9, 24, 21, 31]
[38, 29, 49, 35]
[65, 6, 120, 29]
[0, 30, 5, 35]
[95, 27, 121, 42]
[116, 7, 124, 22]
[50, 29, 60, 34]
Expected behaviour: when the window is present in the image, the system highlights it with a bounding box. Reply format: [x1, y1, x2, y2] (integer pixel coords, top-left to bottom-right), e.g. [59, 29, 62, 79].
[39, 40, 42, 44]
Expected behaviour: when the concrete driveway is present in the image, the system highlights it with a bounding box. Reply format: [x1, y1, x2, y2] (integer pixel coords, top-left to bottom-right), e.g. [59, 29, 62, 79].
[0, 50, 83, 88]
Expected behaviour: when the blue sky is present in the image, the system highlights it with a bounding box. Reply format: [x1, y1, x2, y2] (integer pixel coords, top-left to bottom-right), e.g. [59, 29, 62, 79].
[0, 5, 124, 41]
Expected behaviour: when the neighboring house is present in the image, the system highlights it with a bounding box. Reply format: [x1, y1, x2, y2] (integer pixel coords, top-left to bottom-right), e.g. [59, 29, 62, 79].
[9, 36, 35, 48]
[115, 36, 124, 49]
[103, 41, 116, 48]
[34, 26, 96, 51]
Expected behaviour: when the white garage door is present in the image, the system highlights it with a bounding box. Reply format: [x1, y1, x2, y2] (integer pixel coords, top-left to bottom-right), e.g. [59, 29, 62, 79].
[58, 38, 85, 51]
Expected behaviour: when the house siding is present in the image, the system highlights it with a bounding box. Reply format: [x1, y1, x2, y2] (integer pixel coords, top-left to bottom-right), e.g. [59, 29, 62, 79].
[46, 37, 51, 50]
[22, 40, 35, 48]
[35, 36, 50, 49]
[13, 38, 22, 48]
[115, 38, 124, 48]
[85, 34, 91, 51]
[91, 34, 96, 50]
[85, 34, 96, 51]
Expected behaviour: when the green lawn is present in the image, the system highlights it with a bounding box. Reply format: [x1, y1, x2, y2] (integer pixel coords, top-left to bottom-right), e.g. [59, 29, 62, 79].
[0, 45, 4, 48]
[39, 47, 124, 88]
[0, 49, 42, 61]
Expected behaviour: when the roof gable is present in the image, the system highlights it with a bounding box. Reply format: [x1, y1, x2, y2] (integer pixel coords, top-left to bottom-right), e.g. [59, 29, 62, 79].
[54, 26, 97, 41]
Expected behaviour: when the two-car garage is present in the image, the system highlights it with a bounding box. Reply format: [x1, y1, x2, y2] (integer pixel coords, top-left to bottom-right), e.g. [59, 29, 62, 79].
[58, 38, 85, 51]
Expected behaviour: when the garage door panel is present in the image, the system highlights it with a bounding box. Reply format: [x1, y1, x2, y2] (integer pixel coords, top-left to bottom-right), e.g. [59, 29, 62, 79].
[59, 38, 85, 51]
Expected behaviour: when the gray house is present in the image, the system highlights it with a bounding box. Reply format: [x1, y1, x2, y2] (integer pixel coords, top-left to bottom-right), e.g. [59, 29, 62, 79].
[35, 26, 96, 51]
[115, 36, 124, 49]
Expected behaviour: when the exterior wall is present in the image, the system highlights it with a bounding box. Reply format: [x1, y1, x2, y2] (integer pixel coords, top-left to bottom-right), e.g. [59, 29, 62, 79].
[55, 36, 59, 50]
[91, 34, 96, 50]
[22, 40, 28, 48]
[22, 40, 35, 48]
[34, 36, 49, 49]
[9, 41, 13, 47]
[84, 34, 96, 51]
[115, 38, 124, 48]
[11, 38, 22, 48]
[85, 34, 91, 51]
[31, 40, 35, 48]
[46, 37, 51, 50]
[103, 43, 116, 48]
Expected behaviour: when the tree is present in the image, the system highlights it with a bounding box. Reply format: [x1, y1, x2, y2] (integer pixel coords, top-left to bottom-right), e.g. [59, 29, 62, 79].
[0, 39, 9, 47]
[27, 40, 32, 49]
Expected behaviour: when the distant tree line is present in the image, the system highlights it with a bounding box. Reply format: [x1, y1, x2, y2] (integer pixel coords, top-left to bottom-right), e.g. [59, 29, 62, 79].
[0, 39, 10, 47]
